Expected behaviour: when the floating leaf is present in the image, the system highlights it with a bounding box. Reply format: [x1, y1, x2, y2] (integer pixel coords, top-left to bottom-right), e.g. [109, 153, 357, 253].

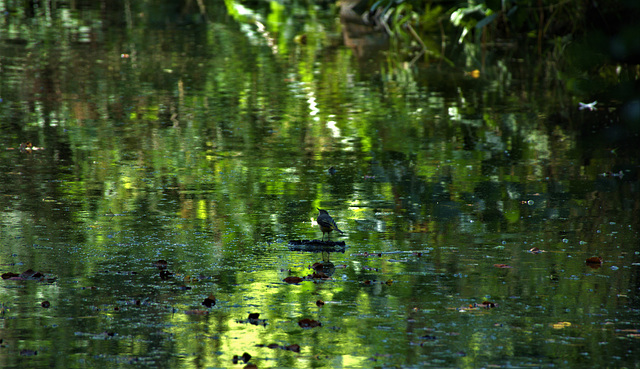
[316, 300, 325, 307]
[283, 276, 303, 284]
[479, 301, 496, 308]
[248, 313, 260, 320]
[1, 272, 19, 279]
[41, 301, 51, 308]
[493, 264, 512, 269]
[232, 352, 252, 364]
[2, 269, 51, 281]
[311, 272, 329, 280]
[586, 256, 603, 264]
[586, 257, 604, 269]
[154, 260, 168, 269]
[529, 247, 544, 254]
[243, 364, 258, 369]
[285, 344, 301, 352]
[202, 295, 216, 308]
[552, 321, 572, 329]
[298, 318, 321, 328]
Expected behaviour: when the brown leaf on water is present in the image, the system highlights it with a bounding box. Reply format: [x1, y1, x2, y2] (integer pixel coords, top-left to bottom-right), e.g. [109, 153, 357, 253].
[298, 318, 321, 328]
[2, 269, 49, 281]
[311, 262, 323, 271]
[363, 280, 372, 285]
[202, 294, 216, 308]
[154, 260, 168, 269]
[266, 343, 280, 349]
[232, 352, 252, 364]
[493, 264, 512, 269]
[283, 276, 303, 284]
[1, 272, 19, 279]
[243, 364, 258, 369]
[316, 300, 325, 307]
[285, 344, 301, 352]
[248, 313, 260, 320]
[21, 269, 44, 280]
[529, 247, 544, 254]
[586, 256, 603, 269]
[311, 272, 329, 280]
[41, 301, 51, 308]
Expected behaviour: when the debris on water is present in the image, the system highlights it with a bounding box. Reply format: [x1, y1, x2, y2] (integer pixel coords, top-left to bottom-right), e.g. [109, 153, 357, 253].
[232, 352, 252, 364]
[298, 318, 321, 328]
[1, 269, 55, 282]
[257, 343, 301, 352]
[202, 294, 216, 308]
[283, 276, 303, 284]
[586, 256, 604, 269]
[237, 313, 268, 326]
[288, 240, 346, 253]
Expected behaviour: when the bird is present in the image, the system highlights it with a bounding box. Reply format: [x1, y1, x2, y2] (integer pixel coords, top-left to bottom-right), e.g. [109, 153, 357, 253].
[317, 208, 344, 241]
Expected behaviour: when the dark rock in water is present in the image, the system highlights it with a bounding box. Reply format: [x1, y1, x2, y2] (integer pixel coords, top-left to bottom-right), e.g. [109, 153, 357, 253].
[288, 239, 346, 253]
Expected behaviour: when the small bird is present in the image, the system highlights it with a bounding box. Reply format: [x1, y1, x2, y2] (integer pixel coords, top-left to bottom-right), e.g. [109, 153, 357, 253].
[317, 208, 344, 241]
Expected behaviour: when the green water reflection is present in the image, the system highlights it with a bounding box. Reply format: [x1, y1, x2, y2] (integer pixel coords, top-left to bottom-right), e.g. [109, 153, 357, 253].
[1, 1, 639, 368]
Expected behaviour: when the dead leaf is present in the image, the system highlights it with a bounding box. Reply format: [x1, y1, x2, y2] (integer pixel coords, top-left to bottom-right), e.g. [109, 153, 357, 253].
[285, 344, 301, 352]
[283, 276, 303, 284]
[154, 260, 168, 269]
[316, 300, 325, 307]
[493, 264, 512, 269]
[1, 272, 19, 279]
[202, 295, 216, 308]
[552, 321, 572, 329]
[311, 272, 329, 279]
[479, 301, 496, 308]
[232, 352, 252, 364]
[586, 257, 603, 269]
[298, 318, 321, 328]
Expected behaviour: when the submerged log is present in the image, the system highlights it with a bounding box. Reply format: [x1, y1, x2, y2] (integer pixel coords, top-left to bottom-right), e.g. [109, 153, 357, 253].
[288, 239, 346, 253]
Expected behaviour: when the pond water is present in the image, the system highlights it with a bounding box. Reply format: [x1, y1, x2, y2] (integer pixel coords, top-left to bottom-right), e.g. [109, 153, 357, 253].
[1, 1, 639, 368]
